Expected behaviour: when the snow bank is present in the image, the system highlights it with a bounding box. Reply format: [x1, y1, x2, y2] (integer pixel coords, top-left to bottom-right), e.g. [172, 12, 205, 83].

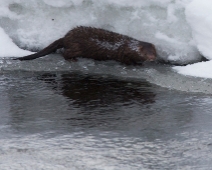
[185, 0, 212, 60]
[0, 27, 33, 57]
[0, 0, 201, 64]
[174, 0, 212, 79]
[174, 61, 212, 79]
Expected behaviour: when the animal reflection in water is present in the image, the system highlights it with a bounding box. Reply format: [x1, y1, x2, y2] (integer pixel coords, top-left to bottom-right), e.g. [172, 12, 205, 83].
[38, 73, 156, 108]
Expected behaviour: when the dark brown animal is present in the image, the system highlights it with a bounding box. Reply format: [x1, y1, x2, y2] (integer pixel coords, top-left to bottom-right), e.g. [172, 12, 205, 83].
[15, 26, 157, 65]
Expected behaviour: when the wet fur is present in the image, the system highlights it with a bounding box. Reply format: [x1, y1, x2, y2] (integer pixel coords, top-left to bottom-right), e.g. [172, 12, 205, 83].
[15, 26, 157, 65]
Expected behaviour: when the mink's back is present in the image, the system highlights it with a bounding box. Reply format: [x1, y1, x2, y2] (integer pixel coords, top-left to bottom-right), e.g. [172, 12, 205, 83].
[63, 26, 141, 62]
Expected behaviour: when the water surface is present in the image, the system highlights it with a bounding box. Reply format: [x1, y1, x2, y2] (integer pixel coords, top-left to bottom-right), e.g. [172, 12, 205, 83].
[0, 56, 212, 169]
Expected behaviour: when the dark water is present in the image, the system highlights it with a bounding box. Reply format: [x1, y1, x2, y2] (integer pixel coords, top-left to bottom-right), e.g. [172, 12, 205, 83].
[1, 58, 212, 169]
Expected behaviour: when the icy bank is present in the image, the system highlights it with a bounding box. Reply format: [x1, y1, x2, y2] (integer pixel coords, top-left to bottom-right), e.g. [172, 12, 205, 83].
[0, 0, 201, 64]
[1, 0, 212, 80]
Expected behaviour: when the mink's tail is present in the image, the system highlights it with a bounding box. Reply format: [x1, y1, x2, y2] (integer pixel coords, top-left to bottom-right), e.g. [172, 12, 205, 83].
[14, 38, 64, 61]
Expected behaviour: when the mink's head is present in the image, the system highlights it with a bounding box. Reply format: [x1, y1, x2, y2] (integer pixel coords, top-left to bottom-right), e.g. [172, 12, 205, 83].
[139, 43, 157, 61]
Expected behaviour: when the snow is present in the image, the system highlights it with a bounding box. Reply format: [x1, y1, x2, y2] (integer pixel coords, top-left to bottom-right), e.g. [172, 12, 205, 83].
[174, 0, 212, 78]
[0, 27, 33, 57]
[174, 61, 212, 79]
[185, 0, 212, 60]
